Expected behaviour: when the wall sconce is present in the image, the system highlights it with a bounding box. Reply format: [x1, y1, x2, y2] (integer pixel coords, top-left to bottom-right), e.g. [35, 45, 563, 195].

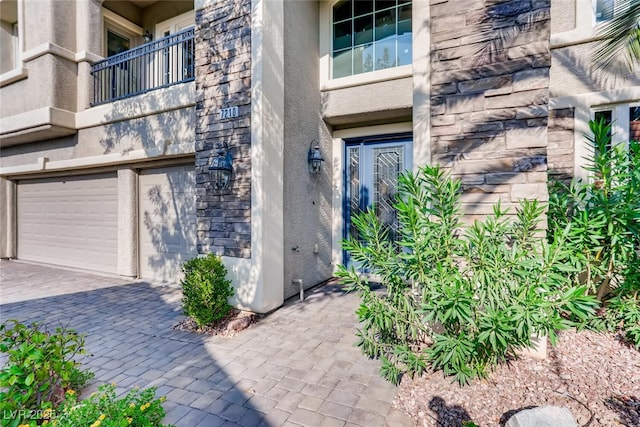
[209, 142, 233, 190]
[308, 140, 324, 175]
[142, 30, 153, 43]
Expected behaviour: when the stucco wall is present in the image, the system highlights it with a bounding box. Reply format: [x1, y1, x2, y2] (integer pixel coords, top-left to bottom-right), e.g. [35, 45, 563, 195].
[0, 107, 195, 168]
[550, 43, 640, 99]
[282, 0, 333, 299]
[321, 77, 413, 127]
[550, 0, 575, 34]
[0, 54, 77, 117]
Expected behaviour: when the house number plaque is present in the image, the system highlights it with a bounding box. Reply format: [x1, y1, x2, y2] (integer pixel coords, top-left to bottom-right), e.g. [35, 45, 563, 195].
[218, 106, 239, 120]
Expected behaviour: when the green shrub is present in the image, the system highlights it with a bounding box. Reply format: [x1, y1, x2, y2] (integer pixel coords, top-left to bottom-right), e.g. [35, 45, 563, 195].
[181, 254, 234, 327]
[0, 320, 93, 427]
[338, 165, 597, 385]
[54, 383, 173, 427]
[549, 118, 640, 347]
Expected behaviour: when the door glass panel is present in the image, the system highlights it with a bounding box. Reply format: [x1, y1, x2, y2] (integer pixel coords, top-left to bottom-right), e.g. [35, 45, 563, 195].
[373, 147, 403, 242]
[344, 139, 412, 267]
[348, 147, 361, 243]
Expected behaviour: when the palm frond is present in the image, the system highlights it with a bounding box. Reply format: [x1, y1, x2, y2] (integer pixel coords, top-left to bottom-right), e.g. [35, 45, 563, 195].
[593, 0, 640, 75]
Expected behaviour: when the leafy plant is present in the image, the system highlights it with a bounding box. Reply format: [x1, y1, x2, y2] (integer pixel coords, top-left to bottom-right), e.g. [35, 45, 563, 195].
[0, 320, 93, 427]
[338, 165, 597, 385]
[549, 118, 640, 347]
[54, 384, 173, 427]
[181, 254, 234, 327]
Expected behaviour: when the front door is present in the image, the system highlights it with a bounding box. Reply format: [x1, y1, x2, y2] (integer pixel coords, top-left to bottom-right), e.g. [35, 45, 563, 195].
[344, 135, 413, 266]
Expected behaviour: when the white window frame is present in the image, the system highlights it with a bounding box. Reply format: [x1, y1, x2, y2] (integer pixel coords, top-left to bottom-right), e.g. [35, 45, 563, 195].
[0, 0, 27, 86]
[102, 9, 143, 58]
[155, 10, 195, 38]
[319, 0, 412, 90]
[591, 102, 640, 148]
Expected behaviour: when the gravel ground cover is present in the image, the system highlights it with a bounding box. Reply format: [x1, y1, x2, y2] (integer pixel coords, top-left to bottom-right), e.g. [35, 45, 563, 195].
[393, 329, 640, 426]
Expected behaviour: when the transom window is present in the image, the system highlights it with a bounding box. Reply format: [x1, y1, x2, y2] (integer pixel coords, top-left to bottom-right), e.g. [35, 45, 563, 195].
[332, 0, 412, 79]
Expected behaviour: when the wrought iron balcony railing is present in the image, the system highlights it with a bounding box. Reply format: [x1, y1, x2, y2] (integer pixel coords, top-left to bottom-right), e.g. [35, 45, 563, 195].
[90, 28, 194, 106]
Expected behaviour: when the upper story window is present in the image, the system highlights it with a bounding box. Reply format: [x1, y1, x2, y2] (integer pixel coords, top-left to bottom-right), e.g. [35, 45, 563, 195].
[332, 0, 412, 79]
[0, 0, 19, 75]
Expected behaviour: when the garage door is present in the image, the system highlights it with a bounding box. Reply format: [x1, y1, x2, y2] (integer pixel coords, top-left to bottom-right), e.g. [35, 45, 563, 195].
[17, 173, 118, 273]
[139, 166, 197, 283]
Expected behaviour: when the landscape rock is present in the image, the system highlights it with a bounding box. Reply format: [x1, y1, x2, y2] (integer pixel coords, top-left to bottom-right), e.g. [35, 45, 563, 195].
[505, 406, 577, 427]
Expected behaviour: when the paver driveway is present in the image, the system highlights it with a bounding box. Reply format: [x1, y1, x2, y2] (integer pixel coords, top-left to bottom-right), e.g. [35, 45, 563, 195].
[0, 261, 412, 427]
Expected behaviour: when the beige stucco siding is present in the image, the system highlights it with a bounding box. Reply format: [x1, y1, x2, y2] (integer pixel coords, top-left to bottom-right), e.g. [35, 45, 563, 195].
[550, 43, 640, 99]
[282, 0, 333, 299]
[321, 77, 413, 127]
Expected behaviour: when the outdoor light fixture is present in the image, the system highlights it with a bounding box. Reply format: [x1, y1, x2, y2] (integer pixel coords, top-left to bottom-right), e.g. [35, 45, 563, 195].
[142, 30, 153, 43]
[308, 140, 324, 175]
[209, 142, 233, 190]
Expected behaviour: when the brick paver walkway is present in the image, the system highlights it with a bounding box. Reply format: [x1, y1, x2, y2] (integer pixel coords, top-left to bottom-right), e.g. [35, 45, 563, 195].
[0, 261, 412, 427]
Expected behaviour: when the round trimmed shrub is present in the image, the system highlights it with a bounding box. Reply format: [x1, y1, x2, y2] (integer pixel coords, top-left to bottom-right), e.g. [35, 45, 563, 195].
[181, 254, 234, 327]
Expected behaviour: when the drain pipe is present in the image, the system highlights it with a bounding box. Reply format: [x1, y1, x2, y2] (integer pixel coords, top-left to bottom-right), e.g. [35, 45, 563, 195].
[292, 279, 304, 301]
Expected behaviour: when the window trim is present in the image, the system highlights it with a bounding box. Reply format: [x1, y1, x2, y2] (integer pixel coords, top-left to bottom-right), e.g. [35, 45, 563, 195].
[0, 0, 26, 86]
[102, 9, 142, 58]
[591, 102, 640, 148]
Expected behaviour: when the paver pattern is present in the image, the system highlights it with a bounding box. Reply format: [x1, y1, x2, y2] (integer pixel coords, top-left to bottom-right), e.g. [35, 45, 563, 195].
[0, 261, 412, 427]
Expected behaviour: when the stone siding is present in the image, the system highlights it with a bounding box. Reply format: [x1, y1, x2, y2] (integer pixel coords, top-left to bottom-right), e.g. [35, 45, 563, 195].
[430, 0, 551, 220]
[547, 108, 575, 182]
[195, 0, 252, 258]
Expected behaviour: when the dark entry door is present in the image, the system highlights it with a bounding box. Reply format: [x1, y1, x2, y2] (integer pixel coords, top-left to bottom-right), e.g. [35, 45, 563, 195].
[344, 136, 413, 266]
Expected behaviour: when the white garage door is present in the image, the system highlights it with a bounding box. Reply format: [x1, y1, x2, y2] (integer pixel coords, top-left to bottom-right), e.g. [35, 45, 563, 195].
[139, 166, 197, 283]
[17, 173, 118, 273]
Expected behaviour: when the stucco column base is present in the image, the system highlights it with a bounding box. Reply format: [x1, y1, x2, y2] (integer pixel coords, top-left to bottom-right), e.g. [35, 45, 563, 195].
[117, 168, 137, 277]
[0, 177, 16, 259]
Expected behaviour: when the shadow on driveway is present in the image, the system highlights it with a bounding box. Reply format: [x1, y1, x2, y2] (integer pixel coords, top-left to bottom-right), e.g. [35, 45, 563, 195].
[0, 261, 409, 427]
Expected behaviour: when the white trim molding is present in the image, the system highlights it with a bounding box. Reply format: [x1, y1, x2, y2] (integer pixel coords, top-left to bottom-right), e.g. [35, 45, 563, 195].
[0, 67, 28, 87]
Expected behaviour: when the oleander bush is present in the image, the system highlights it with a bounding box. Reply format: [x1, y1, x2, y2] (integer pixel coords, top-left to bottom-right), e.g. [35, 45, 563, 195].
[548, 119, 640, 348]
[338, 165, 597, 385]
[181, 254, 234, 327]
[0, 320, 94, 427]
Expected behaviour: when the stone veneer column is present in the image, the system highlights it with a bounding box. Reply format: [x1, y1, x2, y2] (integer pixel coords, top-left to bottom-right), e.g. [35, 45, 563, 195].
[547, 108, 575, 182]
[194, 0, 285, 313]
[430, 0, 551, 220]
[195, 0, 252, 258]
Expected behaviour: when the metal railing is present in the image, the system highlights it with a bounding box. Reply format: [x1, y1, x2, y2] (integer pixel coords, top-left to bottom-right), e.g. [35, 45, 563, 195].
[91, 28, 194, 106]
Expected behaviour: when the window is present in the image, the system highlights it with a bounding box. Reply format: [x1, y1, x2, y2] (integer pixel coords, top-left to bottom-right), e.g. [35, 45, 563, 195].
[595, 0, 615, 22]
[592, 104, 640, 151]
[332, 0, 412, 79]
[0, 0, 19, 74]
[594, 0, 638, 23]
[103, 9, 142, 58]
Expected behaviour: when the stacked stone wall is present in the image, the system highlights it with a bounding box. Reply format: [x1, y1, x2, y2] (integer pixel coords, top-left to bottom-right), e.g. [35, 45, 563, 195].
[547, 108, 575, 182]
[195, 0, 252, 258]
[430, 0, 551, 220]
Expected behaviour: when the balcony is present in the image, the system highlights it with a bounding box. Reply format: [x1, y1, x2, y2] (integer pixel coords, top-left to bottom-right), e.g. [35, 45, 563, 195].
[90, 28, 194, 106]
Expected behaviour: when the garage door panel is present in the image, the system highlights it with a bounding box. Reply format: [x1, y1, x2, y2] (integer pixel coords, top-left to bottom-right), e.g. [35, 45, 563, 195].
[17, 174, 118, 274]
[139, 166, 196, 283]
